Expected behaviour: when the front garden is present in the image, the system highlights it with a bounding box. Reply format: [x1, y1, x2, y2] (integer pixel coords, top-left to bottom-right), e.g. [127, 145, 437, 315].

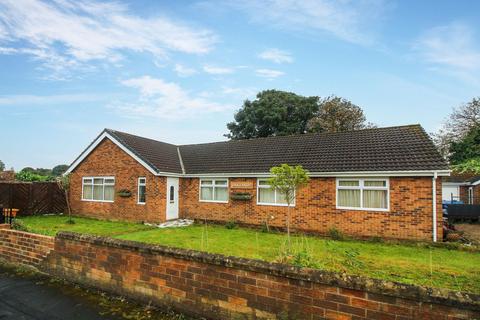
[15, 215, 480, 295]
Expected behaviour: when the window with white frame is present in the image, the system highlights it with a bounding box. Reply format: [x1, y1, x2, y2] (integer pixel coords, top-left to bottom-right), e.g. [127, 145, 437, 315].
[336, 178, 389, 210]
[199, 179, 228, 202]
[257, 179, 294, 206]
[82, 177, 115, 202]
[138, 177, 146, 204]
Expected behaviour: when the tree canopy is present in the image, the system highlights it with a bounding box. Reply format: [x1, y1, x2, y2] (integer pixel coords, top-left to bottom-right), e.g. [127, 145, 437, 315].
[449, 126, 480, 165]
[226, 90, 373, 140]
[0, 160, 4, 171]
[226, 90, 319, 139]
[307, 95, 374, 133]
[52, 164, 69, 176]
[433, 97, 480, 158]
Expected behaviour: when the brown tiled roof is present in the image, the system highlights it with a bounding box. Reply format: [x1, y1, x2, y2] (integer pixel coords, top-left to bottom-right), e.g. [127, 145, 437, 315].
[105, 124, 448, 175]
[106, 129, 183, 174]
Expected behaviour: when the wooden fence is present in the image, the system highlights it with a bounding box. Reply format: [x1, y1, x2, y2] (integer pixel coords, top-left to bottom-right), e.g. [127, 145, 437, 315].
[0, 182, 67, 216]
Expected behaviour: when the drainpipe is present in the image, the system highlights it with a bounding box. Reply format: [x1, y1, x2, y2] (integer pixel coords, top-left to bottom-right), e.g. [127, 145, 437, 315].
[432, 171, 438, 242]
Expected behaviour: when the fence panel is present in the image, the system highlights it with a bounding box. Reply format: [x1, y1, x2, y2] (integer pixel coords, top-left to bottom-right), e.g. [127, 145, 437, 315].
[0, 182, 67, 216]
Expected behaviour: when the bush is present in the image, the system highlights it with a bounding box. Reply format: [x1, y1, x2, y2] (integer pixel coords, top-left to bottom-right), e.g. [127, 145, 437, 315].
[225, 220, 238, 229]
[11, 219, 29, 232]
[327, 227, 344, 240]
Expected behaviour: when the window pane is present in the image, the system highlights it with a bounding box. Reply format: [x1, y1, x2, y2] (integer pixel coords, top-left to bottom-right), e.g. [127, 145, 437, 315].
[93, 185, 103, 200]
[83, 185, 93, 199]
[364, 180, 386, 187]
[104, 185, 115, 201]
[363, 190, 387, 209]
[338, 189, 361, 207]
[214, 187, 228, 201]
[139, 178, 146, 184]
[258, 180, 269, 186]
[93, 178, 103, 185]
[201, 180, 213, 186]
[259, 188, 275, 203]
[83, 178, 93, 185]
[215, 180, 227, 186]
[104, 178, 115, 184]
[276, 191, 289, 204]
[200, 186, 213, 200]
[339, 180, 359, 187]
[138, 185, 146, 203]
[170, 186, 175, 202]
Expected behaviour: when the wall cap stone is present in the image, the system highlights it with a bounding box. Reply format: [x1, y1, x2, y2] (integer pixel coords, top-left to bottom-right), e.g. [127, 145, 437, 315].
[56, 231, 480, 311]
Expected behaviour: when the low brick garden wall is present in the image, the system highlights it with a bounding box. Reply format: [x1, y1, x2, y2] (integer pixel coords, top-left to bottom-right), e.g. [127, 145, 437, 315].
[0, 226, 479, 319]
[0, 224, 54, 266]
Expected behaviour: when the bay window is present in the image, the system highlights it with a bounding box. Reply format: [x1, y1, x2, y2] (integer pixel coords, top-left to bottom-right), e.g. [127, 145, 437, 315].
[199, 179, 228, 202]
[336, 178, 389, 211]
[82, 177, 115, 202]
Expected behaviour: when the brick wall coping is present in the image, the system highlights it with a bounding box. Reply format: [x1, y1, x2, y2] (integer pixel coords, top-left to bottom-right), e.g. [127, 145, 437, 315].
[2, 228, 54, 241]
[56, 231, 480, 311]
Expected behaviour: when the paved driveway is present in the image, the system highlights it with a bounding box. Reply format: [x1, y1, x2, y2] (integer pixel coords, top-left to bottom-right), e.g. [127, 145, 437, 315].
[0, 271, 119, 320]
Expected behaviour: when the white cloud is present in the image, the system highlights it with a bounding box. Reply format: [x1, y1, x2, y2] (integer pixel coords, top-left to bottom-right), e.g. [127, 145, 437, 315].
[115, 76, 228, 119]
[203, 65, 234, 75]
[414, 23, 480, 71]
[413, 23, 480, 86]
[255, 68, 285, 79]
[0, 0, 216, 78]
[258, 48, 293, 64]
[174, 64, 197, 77]
[228, 0, 388, 45]
[0, 93, 106, 106]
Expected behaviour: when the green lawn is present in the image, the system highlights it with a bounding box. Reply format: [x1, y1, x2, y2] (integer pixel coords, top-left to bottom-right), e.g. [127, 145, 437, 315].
[18, 216, 480, 294]
[17, 215, 154, 237]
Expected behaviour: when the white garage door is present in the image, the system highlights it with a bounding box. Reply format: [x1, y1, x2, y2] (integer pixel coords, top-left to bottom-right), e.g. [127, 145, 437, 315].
[442, 185, 459, 201]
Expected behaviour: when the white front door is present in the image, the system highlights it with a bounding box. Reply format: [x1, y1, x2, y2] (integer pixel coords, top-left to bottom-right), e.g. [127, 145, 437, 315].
[166, 177, 179, 220]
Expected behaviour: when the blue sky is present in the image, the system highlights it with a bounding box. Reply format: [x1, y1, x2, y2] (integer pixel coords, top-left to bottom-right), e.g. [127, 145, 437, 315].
[1, 0, 479, 170]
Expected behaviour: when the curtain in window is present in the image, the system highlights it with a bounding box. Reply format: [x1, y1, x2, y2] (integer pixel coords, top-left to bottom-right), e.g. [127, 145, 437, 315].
[338, 189, 361, 207]
[259, 188, 275, 203]
[363, 190, 387, 209]
[104, 185, 115, 201]
[276, 191, 289, 204]
[83, 185, 92, 199]
[93, 185, 103, 200]
[201, 187, 213, 200]
[214, 187, 228, 201]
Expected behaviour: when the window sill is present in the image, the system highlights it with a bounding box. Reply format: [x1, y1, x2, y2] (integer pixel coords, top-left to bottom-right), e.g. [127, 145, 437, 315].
[199, 200, 229, 204]
[137, 202, 146, 205]
[81, 199, 114, 203]
[336, 206, 389, 212]
[257, 202, 295, 207]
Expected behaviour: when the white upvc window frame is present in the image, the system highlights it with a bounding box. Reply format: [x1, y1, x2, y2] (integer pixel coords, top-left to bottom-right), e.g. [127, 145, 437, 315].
[199, 178, 229, 203]
[336, 178, 390, 212]
[81, 176, 115, 203]
[256, 178, 295, 207]
[137, 177, 146, 205]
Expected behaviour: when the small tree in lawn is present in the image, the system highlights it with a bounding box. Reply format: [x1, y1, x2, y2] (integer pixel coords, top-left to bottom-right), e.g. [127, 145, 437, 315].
[57, 174, 74, 224]
[268, 164, 309, 248]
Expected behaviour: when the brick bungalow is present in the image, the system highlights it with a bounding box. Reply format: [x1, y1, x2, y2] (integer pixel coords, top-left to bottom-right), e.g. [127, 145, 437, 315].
[65, 124, 449, 241]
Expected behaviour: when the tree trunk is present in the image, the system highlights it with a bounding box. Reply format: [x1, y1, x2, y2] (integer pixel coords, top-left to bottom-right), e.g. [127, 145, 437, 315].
[65, 190, 72, 222]
[287, 204, 291, 249]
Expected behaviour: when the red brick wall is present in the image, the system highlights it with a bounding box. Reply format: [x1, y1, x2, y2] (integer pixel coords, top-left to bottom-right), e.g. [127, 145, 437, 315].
[42, 232, 479, 320]
[180, 177, 443, 241]
[70, 138, 167, 223]
[0, 226, 54, 266]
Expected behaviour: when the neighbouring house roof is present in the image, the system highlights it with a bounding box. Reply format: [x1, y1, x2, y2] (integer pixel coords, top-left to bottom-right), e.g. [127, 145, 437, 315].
[443, 172, 480, 184]
[66, 124, 450, 176]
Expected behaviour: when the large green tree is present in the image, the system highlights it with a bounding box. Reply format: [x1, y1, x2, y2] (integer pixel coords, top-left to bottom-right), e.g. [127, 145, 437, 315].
[307, 95, 374, 133]
[52, 164, 69, 176]
[0, 160, 5, 171]
[449, 126, 480, 165]
[433, 97, 480, 158]
[226, 90, 320, 139]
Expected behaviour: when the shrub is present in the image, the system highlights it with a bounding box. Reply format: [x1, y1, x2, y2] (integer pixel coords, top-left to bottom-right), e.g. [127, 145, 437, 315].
[327, 227, 344, 240]
[225, 220, 238, 229]
[11, 219, 29, 232]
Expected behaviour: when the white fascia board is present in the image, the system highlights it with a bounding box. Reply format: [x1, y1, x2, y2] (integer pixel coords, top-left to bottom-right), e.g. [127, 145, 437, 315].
[181, 170, 451, 178]
[65, 132, 159, 175]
